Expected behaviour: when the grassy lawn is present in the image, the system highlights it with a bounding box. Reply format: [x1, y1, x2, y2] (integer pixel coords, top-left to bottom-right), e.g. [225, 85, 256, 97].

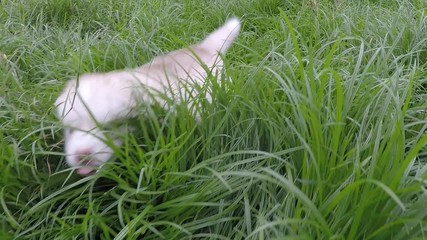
[1, 0, 427, 239]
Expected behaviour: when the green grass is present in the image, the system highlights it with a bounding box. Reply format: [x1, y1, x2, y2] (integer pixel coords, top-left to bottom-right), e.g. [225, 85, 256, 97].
[1, 0, 427, 239]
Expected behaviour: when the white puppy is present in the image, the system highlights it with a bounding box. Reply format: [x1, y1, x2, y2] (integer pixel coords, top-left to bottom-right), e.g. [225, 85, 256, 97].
[55, 18, 241, 175]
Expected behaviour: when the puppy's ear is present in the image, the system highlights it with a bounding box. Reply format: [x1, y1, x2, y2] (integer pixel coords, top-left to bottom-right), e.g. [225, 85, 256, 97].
[55, 79, 78, 119]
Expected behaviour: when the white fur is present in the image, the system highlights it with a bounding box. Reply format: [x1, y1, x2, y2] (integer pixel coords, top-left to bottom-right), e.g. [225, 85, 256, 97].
[55, 18, 241, 175]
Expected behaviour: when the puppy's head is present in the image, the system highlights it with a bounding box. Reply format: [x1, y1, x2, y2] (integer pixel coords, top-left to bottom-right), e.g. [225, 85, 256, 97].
[55, 74, 132, 175]
[62, 125, 120, 175]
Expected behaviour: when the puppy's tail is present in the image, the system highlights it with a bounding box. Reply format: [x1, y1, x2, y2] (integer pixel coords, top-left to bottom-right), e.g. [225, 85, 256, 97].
[199, 17, 241, 55]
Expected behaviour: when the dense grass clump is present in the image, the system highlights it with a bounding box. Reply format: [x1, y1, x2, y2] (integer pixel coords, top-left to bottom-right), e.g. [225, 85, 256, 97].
[1, 0, 427, 239]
